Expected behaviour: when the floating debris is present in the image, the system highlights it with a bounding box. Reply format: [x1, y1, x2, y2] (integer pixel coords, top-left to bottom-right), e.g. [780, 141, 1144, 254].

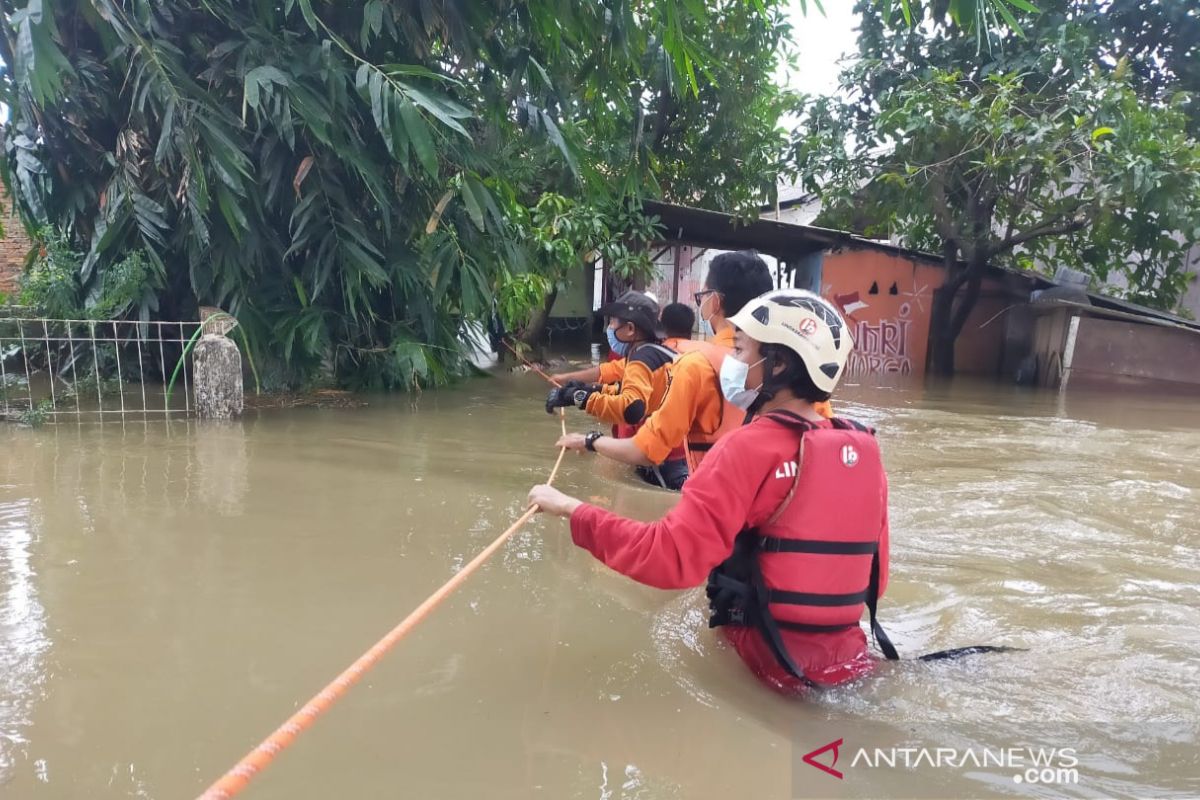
[243, 389, 368, 409]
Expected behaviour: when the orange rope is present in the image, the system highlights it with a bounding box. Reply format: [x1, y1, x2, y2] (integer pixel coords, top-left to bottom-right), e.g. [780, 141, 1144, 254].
[197, 412, 570, 799]
[500, 338, 563, 388]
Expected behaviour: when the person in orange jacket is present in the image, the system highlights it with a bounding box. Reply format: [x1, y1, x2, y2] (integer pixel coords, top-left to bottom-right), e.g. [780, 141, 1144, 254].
[551, 292, 664, 390]
[552, 251, 776, 478]
[545, 291, 684, 488]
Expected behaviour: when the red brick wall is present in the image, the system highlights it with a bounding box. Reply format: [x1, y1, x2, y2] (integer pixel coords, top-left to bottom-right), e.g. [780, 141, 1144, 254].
[1, 187, 33, 295]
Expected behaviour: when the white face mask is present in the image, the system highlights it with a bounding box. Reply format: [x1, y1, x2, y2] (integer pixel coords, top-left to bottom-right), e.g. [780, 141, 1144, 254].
[698, 293, 716, 337]
[719, 356, 765, 410]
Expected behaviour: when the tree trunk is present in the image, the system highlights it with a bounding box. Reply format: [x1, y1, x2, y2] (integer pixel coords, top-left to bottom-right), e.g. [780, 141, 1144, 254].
[928, 284, 958, 376]
[517, 286, 558, 360]
[928, 242, 962, 376]
[928, 253, 987, 377]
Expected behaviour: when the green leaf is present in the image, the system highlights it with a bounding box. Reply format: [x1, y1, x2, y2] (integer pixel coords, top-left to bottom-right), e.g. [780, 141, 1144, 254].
[400, 100, 438, 178]
[155, 99, 176, 165]
[131, 193, 168, 245]
[991, 1, 1024, 37]
[368, 71, 388, 142]
[461, 177, 487, 230]
[293, 276, 309, 308]
[381, 63, 462, 86]
[401, 83, 472, 138]
[1002, 0, 1040, 12]
[216, 186, 248, 241]
[1091, 127, 1116, 143]
[527, 56, 555, 91]
[244, 65, 289, 111]
[432, 254, 454, 303]
[361, 0, 384, 45]
[540, 110, 578, 177]
[342, 238, 388, 288]
[296, 0, 319, 32]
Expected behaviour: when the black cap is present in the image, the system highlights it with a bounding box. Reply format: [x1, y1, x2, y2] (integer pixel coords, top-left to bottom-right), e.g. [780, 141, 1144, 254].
[598, 290, 664, 339]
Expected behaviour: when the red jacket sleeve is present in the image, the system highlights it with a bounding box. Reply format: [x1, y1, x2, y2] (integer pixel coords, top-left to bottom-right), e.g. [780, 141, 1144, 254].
[568, 429, 768, 589]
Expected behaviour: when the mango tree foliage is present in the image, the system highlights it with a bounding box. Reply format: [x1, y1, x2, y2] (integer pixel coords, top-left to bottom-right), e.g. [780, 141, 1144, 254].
[0, 0, 793, 388]
[852, 0, 1200, 135]
[791, 66, 1200, 375]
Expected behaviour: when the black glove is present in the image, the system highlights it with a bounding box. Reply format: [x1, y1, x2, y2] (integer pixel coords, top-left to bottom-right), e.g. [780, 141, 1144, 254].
[573, 383, 601, 409]
[545, 380, 583, 414]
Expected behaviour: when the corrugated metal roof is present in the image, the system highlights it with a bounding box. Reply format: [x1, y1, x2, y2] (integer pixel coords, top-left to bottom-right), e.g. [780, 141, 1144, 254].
[643, 200, 1200, 331]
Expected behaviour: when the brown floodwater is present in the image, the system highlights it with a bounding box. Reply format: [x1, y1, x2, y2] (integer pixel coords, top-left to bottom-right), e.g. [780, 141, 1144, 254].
[1, 370, 1198, 799]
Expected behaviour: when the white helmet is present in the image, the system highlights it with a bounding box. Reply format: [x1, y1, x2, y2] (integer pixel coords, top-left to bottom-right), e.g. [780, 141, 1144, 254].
[726, 289, 853, 393]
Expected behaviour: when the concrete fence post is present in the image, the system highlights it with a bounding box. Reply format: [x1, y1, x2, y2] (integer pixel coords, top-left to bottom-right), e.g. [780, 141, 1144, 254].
[193, 334, 243, 419]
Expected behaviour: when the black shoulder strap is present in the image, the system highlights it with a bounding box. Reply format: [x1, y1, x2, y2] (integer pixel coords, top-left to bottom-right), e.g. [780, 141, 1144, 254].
[629, 343, 677, 371]
[762, 410, 821, 432]
[865, 551, 900, 660]
[830, 417, 876, 435]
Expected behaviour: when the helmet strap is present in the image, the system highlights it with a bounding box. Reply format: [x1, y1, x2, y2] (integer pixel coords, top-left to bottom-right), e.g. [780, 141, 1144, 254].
[747, 347, 782, 417]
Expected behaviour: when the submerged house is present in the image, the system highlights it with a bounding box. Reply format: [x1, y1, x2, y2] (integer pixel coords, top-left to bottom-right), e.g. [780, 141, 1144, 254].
[552, 200, 1200, 394]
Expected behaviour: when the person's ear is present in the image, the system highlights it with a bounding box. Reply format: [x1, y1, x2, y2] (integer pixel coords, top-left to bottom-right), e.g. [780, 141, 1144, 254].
[769, 353, 788, 378]
[711, 293, 724, 318]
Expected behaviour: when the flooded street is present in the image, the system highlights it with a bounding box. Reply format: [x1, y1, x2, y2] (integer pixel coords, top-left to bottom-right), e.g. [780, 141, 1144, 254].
[1, 373, 1198, 799]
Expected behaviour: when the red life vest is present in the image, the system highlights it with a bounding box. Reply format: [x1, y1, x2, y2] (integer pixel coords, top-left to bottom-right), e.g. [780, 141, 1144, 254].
[671, 339, 746, 473]
[706, 411, 898, 684]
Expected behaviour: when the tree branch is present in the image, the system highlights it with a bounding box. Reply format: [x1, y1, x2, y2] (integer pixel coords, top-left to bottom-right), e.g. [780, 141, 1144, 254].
[949, 268, 984, 340]
[992, 212, 1089, 255]
[929, 167, 965, 245]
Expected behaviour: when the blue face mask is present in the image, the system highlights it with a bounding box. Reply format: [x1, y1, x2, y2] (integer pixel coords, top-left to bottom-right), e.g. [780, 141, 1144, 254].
[606, 326, 631, 357]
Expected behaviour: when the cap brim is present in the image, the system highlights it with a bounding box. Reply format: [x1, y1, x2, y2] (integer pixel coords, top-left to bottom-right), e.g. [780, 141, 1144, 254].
[598, 303, 664, 339]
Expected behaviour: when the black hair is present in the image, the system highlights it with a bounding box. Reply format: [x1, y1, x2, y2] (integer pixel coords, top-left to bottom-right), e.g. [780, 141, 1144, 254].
[660, 303, 695, 339]
[615, 316, 659, 342]
[705, 251, 773, 317]
[749, 342, 832, 413]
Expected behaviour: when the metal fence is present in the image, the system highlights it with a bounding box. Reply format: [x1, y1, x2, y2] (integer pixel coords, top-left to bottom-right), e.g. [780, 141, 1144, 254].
[0, 316, 202, 423]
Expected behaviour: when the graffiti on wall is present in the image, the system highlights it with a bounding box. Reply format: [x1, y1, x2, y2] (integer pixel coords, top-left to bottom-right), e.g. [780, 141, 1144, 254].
[847, 312, 913, 376]
[828, 282, 930, 378]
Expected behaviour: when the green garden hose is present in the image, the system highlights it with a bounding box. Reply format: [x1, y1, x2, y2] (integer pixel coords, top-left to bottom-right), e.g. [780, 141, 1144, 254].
[165, 312, 262, 405]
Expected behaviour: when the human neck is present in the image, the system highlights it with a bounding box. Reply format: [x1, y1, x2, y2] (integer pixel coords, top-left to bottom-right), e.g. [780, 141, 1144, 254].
[758, 391, 824, 422]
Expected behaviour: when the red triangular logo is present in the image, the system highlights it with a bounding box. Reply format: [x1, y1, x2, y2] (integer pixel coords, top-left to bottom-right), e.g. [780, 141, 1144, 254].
[802, 738, 844, 780]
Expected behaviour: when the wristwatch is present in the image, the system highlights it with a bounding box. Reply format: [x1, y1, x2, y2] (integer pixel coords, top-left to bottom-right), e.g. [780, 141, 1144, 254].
[572, 389, 591, 408]
[584, 431, 604, 452]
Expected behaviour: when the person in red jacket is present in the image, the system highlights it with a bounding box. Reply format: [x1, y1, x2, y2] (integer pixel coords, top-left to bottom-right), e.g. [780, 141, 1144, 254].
[528, 289, 889, 694]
